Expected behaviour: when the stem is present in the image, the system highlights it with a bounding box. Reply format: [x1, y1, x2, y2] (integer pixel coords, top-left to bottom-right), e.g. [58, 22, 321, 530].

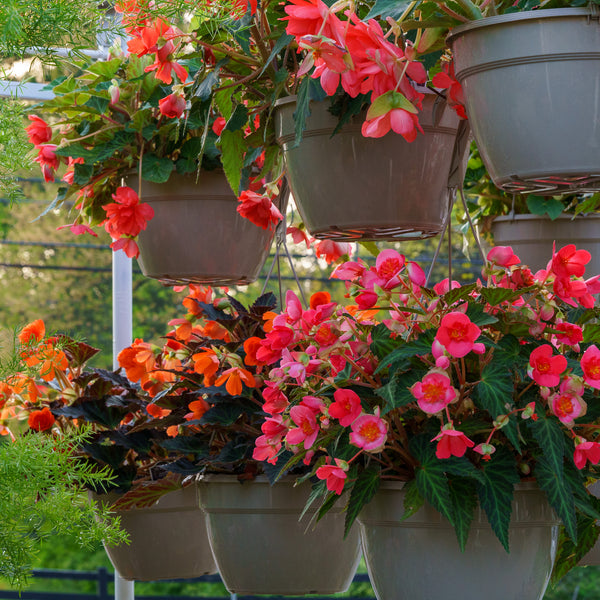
[63, 125, 119, 144]
[435, 2, 472, 22]
[441, 0, 483, 20]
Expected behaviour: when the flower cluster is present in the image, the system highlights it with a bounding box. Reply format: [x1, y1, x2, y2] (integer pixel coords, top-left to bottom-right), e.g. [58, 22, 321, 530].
[248, 244, 600, 557]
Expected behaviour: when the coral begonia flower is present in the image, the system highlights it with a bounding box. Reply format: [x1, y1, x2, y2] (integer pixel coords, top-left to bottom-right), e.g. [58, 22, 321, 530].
[19, 319, 45, 344]
[551, 244, 591, 279]
[487, 246, 521, 267]
[550, 391, 586, 425]
[528, 344, 567, 387]
[28, 407, 55, 431]
[431, 62, 466, 120]
[26, 115, 52, 146]
[103, 186, 155, 238]
[314, 240, 352, 264]
[581, 345, 600, 389]
[237, 191, 283, 230]
[286, 404, 319, 449]
[185, 398, 210, 421]
[147, 402, 172, 418]
[145, 40, 189, 84]
[158, 93, 186, 118]
[431, 426, 474, 459]
[435, 312, 481, 358]
[214, 367, 256, 396]
[316, 458, 348, 495]
[110, 237, 140, 259]
[573, 438, 600, 469]
[411, 369, 457, 414]
[374, 249, 405, 289]
[350, 410, 387, 452]
[361, 108, 420, 142]
[329, 388, 362, 426]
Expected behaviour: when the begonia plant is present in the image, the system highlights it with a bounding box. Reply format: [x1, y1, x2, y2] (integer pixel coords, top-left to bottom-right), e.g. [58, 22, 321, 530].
[6, 287, 299, 510]
[248, 243, 600, 578]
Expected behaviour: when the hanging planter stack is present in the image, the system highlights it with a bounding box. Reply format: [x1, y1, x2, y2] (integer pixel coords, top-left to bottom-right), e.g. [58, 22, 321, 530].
[447, 8, 600, 195]
[274, 92, 468, 241]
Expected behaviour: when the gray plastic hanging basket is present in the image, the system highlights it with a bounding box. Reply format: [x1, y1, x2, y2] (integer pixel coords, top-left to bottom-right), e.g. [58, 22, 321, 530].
[132, 170, 276, 286]
[90, 486, 217, 582]
[447, 8, 600, 195]
[491, 214, 600, 274]
[274, 92, 465, 241]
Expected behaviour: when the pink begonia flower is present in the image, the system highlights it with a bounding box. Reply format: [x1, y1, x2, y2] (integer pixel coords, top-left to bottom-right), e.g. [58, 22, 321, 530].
[262, 383, 289, 415]
[373, 249, 405, 289]
[355, 290, 379, 310]
[411, 369, 457, 414]
[560, 375, 585, 397]
[528, 344, 567, 387]
[585, 274, 600, 294]
[285, 290, 303, 324]
[435, 312, 481, 358]
[550, 391, 586, 425]
[573, 437, 600, 470]
[300, 395, 327, 416]
[555, 322, 583, 348]
[487, 246, 520, 267]
[433, 279, 460, 295]
[331, 260, 366, 281]
[473, 443, 496, 460]
[286, 405, 319, 449]
[551, 244, 591, 279]
[581, 345, 600, 389]
[253, 434, 281, 464]
[552, 276, 589, 307]
[431, 339, 450, 369]
[350, 409, 387, 452]
[261, 414, 288, 438]
[329, 388, 362, 426]
[431, 425, 475, 459]
[406, 261, 426, 287]
[316, 458, 348, 495]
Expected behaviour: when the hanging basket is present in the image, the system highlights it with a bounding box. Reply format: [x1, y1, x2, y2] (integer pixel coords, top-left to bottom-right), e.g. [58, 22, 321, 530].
[274, 93, 465, 241]
[132, 170, 276, 286]
[490, 214, 600, 274]
[197, 475, 362, 595]
[447, 8, 600, 195]
[91, 486, 217, 582]
[358, 482, 559, 600]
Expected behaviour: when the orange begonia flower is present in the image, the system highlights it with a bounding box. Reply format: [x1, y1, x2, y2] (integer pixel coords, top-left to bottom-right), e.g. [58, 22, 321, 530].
[28, 407, 55, 431]
[243, 337, 263, 367]
[192, 349, 220, 386]
[118, 339, 156, 382]
[201, 321, 230, 342]
[166, 425, 180, 437]
[185, 399, 210, 421]
[262, 311, 277, 333]
[141, 370, 176, 398]
[310, 291, 331, 309]
[147, 402, 172, 418]
[18, 319, 45, 344]
[215, 367, 256, 396]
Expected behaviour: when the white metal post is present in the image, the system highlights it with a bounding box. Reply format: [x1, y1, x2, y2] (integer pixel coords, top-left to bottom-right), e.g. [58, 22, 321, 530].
[112, 248, 135, 600]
